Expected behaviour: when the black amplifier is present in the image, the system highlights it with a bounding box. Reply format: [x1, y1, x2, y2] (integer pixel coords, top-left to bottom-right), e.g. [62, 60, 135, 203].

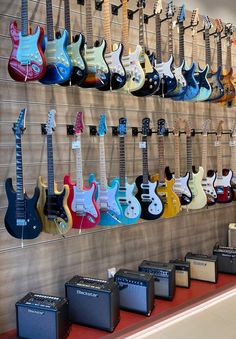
[139, 260, 175, 300]
[185, 252, 218, 283]
[65, 275, 120, 332]
[114, 269, 154, 316]
[16, 292, 70, 339]
[169, 259, 190, 288]
[213, 243, 236, 274]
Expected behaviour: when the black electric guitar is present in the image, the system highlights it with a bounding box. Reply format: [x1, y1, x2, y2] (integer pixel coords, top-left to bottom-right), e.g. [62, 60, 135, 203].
[5, 109, 42, 239]
[135, 118, 164, 220]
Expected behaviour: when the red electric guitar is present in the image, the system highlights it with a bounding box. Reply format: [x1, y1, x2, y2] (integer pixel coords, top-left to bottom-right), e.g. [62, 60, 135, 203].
[8, 0, 46, 81]
[64, 112, 100, 229]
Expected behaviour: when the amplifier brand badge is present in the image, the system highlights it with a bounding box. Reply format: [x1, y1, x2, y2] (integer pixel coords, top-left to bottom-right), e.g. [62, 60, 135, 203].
[76, 290, 98, 298]
[28, 309, 44, 316]
[193, 261, 207, 266]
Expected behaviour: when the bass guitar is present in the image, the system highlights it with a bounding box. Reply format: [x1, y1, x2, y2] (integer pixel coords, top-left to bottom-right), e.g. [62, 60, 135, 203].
[40, 0, 72, 84]
[5, 108, 42, 239]
[111, 118, 141, 224]
[8, 0, 46, 82]
[135, 118, 164, 220]
[37, 110, 72, 235]
[89, 114, 123, 226]
[64, 112, 100, 229]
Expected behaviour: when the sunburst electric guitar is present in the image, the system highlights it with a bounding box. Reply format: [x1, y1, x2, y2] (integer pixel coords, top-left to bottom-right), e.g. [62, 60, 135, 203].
[37, 110, 72, 235]
[64, 112, 100, 229]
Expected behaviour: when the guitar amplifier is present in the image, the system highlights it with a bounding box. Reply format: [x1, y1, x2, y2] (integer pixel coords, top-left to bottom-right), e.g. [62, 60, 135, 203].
[65, 275, 120, 332]
[114, 269, 154, 316]
[213, 243, 236, 274]
[16, 292, 70, 339]
[228, 223, 236, 247]
[169, 259, 190, 288]
[138, 260, 175, 300]
[185, 252, 218, 283]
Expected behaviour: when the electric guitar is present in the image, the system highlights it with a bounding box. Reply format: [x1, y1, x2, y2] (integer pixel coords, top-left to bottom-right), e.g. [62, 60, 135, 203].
[182, 120, 207, 210]
[37, 110, 72, 235]
[40, 0, 72, 84]
[120, 0, 145, 92]
[79, 0, 110, 89]
[5, 108, 42, 239]
[203, 16, 224, 101]
[201, 119, 217, 205]
[88, 114, 123, 226]
[8, 0, 46, 82]
[135, 118, 164, 220]
[214, 120, 233, 203]
[229, 123, 236, 200]
[60, 0, 87, 86]
[111, 118, 141, 224]
[64, 112, 100, 229]
[131, 0, 160, 96]
[151, 119, 181, 218]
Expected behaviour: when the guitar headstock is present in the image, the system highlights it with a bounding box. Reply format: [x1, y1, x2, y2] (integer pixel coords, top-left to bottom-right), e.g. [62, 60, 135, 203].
[190, 8, 199, 27]
[74, 112, 84, 135]
[118, 117, 127, 136]
[137, 0, 145, 9]
[46, 110, 56, 135]
[216, 120, 224, 139]
[231, 122, 236, 138]
[202, 119, 211, 136]
[203, 16, 212, 30]
[154, 0, 162, 15]
[13, 108, 26, 135]
[215, 18, 223, 33]
[142, 117, 150, 137]
[157, 119, 167, 136]
[177, 4, 185, 24]
[184, 120, 192, 137]
[166, 0, 175, 19]
[98, 114, 107, 137]
[225, 23, 233, 42]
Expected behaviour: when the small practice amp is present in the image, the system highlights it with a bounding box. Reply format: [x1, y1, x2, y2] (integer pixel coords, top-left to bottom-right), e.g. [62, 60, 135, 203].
[16, 292, 70, 339]
[114, 269, 154, 316]
[65, 275, 120, 332]
[228, 223, 236, 247]
[169, 259, 190, 288]
[213, 243, 236, 274]
[185, 252, 218, 283]
[138, 260, 175, 300]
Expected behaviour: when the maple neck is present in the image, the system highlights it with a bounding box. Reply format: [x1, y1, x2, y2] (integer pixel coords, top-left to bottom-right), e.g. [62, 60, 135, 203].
[192, 30, 198, 63]
[15, 133, 24, 200]
[46, 0, 54, 41]
[202, 136, 208, 176]
[186, 136, 193, 178]
[86, 0, 94, 48]
[179, 22, 185, 63]
[122, 0, 129, 55]
[216, 32, 223, 68]
[119, 136, 126, 187]
[216, 139, 222, 175]
[230, 137, 236, 173]
[103, 0, 112, 52]
[47, 134, 55, 196]
[174, 135, 180, 177]
[167, 18, 173, 57]
[158, 136, 165, 182]
[226, 38, 232, 70]
[64, 0, 71, 43]
[75, 135, 83, 191]
[21, 0, 28, 37]
[156, 13, 162, 63]
[138, 6, 145, 58]
[99, 136, 107, 189]
[205, 28, 211, 67]
[142, 136, 149, 184]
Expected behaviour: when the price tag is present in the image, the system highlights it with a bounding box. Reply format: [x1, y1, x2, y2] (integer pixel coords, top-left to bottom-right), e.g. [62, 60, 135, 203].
[139, 141, 146, 149]
[72, 140, 81, 149]
[230, 140, 236, 147]
[214, 141, 220, 147]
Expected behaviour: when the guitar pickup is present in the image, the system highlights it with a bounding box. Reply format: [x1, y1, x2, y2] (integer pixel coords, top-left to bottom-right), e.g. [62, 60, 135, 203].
[16, 219, 27, 226]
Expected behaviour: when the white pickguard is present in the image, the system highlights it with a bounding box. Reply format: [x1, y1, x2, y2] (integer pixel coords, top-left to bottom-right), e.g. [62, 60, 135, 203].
[184, 167, 207, 210]
[118, 183, 140, 218]
[67, 35, 85, 69]
[202, 174, 217, 198]
[154, 56, 174, 79]
[173, 173, 191, 197]
[97, 184, 121, 215]
[84, 40, 109, 74]
[44, 31, 70, 67]
[172, 61, 186, 87]
[141, 181, 163, 215]
[215, 171, 233, 187]
[71, 186, 98, 217]
[105, 43, 125, 76]
[17, 27, 43, 66]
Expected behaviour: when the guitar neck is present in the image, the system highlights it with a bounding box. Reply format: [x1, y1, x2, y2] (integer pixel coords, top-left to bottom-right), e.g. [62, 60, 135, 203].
[158, 136, 165, 182]
[168, 18, 173, 58]
[119, 136, 126, 187]
[21, 0, 28, 37]
[192, 29, 198, 63]
[226, 38, 232, 71]
[75, 135, 83, 191]
[230, 137, 236, 173]
[205, 29, 211, 68]
[46, 0, 54, 41]
[15, 133, 24, 200]
[99, 136, 107, 189]
[179, 22, 185, 64]
[186, 136, 193, 177]
[138, 6, 145, 59]
[216, 139, 222, 175]
[86, 0, 94, 48]
[174, 135, 180, 177]
[142, 136, 149, 184]
[216, 32, 223, 68]
[156, 13, 162, 63]
[103, 0, 112, 53]
[122, 0, 129, 56]
[47, 134, 55, 195]
[64, 0, 72, 43]
[202, 136, 208, 176]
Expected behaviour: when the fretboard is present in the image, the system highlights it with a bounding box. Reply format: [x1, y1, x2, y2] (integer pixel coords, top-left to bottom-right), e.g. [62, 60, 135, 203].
[64, 0, 72, 43]
[179, 22, 185, 64]
[142, 136, 149, 184]
[192, 29, 198, 63]
[156, 13, 162, 63]
[103, 0, 112, 53]
[21, 0, 28, 37]
[47, 134, 55, 195]
[139, 6, 145, 59]
[122, 0, 129, 56]
[216, 139, 222, 175]
[15, 133, 24, 200]
[119, 136, 126, 187]
[216, 32, 223, 68]
[230, 137, 236, 173]
[201, 136, 208, 176]
[168, 18, 173, 58]
[186, 136, 193, 178]
[75, 135, 83, 191]
[46, 0, 54, 41]
[174, 135, 180, 177]
[226, 38, 232, 71]
[205, 29, 211, 68]
[158, 136, 165, 182]
[99, 136, 107, 190]
[86, 0, 93, 48]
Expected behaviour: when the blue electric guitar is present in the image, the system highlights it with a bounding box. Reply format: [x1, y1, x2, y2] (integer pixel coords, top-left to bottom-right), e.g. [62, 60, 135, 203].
[40, 0, 72, 85]
[111, 118, 141, 224]
[88, 114, 123, 226]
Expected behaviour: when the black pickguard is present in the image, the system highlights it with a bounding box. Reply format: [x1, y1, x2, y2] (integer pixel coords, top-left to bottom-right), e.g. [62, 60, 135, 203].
[44, 189, 68, 222]
[132, 67, 160, 97]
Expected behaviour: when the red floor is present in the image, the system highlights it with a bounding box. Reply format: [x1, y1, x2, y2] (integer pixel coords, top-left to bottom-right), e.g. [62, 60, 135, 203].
[1, 273, 236, 339]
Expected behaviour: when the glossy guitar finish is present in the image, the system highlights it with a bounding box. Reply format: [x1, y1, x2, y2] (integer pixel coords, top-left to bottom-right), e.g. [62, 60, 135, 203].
[166, 61, 187, 98]
[215, 170, 233, 203]
[183, 167, 207, 210]
[172, 172, 192, 205]
[206, 68, 224, 101]
[202, 171, 217, 205]
[189, 65, 212, 101]
[172, 62, 199, 101]
[8, 21, 46, 81]
[215, 68, 236, 103]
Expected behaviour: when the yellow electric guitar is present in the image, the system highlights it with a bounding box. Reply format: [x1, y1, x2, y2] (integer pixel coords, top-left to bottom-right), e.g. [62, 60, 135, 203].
[151, 119, 181, 218]
[37, 110, 72, 235]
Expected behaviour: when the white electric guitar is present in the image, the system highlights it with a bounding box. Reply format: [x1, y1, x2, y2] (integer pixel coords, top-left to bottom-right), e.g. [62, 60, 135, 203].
[230, 123, 236, 200]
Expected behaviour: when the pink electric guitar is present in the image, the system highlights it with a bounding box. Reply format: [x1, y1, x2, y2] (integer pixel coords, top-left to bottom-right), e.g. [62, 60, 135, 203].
[8, 0, 46, 81]
[64, 112, 100, 229]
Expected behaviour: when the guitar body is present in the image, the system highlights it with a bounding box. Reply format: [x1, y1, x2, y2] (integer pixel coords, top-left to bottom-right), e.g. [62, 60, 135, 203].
[215, 170, 233, 203]
[121, 45, 145, 92]
[79, 40, 110, 89]
[231, 175, 236, 200]
[207, 67, 225, 101]
[172, 62, 199, 101]
[189, 65, 212, 101]
[172, 172, 192, 206]
[8, 21, 46, 82]
[111, 178, 141, 224]
[37, 176, 72, 235]
[183, 167, 207, 210]
[202, 170, 217, 205]
[135, 175, 164, 220]
[64, 175, 100, 229]
[215, 68, 235, 103]
[156, 178, 181, 218]
[40, 30, 72, 84]
[131, 54, 160, 96]
[4, 178, 42, 239]
[166, 61, 187, 98]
